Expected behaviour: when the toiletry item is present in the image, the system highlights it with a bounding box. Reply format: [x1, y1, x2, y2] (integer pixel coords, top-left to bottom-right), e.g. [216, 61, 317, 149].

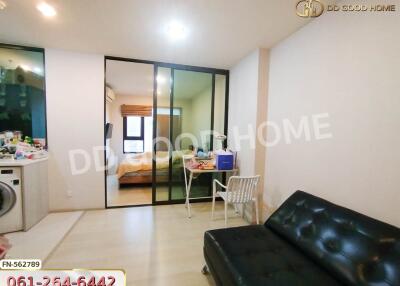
[7, 144, 16, 154]
[15, 150, 25, 160]
[14, 131, 22, 141]
[215, 150, 234, 170]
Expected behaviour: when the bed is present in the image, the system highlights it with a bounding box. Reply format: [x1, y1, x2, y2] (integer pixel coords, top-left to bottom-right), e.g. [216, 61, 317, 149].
[117, 151, 190, 186]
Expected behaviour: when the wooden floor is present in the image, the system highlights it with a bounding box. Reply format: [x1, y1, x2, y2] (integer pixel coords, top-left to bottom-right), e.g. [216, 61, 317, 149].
[6, 212, 83, 261]
[107, 175, 168, 206]
[106, 174, 212, 207]
[45, 202, 248, 286]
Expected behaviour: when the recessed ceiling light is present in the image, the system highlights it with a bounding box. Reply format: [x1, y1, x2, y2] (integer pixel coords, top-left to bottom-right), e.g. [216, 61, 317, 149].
[20, 64, 31, 71]
[156, 75, 166, 84]
[37, 2, 56, 17]
[165, 21, 187, 41]
[33, 67, 42, 74]
[0, 1, 7, 10]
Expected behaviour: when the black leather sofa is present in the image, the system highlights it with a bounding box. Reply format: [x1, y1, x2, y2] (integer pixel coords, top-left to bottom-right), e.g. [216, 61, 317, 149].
[203, 191, 400, 286]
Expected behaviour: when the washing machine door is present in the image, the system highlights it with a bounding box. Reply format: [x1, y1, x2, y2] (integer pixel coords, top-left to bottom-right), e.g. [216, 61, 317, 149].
[0, 181, 16, 217]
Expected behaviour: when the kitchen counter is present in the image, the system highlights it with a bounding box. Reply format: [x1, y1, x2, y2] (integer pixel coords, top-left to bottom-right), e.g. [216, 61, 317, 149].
[0, 156, 49, 231]
[0, 157, 48, 167]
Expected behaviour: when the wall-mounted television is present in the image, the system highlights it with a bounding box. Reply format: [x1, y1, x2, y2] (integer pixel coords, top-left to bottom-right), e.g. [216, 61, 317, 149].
[105, 123, 113, 139]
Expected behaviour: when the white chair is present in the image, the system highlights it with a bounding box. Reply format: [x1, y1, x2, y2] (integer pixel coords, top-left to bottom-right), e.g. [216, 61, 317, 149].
[212, 175, 261, 227]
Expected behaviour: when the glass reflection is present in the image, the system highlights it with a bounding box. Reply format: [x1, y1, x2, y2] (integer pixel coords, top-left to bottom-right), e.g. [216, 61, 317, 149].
[171, 70, 213, 200]
[155, 67, 172, 202]
[0, 46, 46, 149]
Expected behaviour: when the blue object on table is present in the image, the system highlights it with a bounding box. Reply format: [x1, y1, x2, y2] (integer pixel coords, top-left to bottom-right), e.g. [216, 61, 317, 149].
[215, 152, 234, 170]
[197, 151, 206, 158]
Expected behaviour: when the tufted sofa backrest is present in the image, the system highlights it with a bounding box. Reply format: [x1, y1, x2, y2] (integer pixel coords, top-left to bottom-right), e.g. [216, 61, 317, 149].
[265, 191, 400, 286]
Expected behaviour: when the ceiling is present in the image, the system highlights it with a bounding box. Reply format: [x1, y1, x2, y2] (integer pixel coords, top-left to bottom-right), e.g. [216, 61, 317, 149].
[106, 59, 214, 99]
[0, 0, 338, 69]
[106, 60, 153, 97]
[174, 70, 213, 99]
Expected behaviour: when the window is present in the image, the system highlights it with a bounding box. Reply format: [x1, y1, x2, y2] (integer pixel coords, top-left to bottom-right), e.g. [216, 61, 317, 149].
[123, 116, 144, 153]
[126, 116, 142, 137]
[123, 116, 153, 153]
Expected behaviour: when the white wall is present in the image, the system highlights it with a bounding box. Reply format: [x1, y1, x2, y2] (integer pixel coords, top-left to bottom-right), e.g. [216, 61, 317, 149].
[228, 50, 259, 176]
[228, 48, 269, 222]
[46, 49, 105, 211]
[191, 87, 212, 148]
[265, 3, 400, 227]
[174, 98, 193, 149]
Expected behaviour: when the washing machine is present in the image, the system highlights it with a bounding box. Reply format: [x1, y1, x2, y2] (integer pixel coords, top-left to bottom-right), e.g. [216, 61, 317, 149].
[0, 167, 23, 234]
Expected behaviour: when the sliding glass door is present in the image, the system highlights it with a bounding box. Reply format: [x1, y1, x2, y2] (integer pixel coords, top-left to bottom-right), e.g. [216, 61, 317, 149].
[104, 56, 228, 208]
[153, 65, 228, 204]
[105, 58, 155, 208]
[171, 70, 213, 200]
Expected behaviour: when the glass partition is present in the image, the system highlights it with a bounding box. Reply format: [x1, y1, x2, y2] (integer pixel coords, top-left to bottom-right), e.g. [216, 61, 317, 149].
[213, 74, 227, 150]
[0, 45, 46, 148]
[154, 67, 172, 202]
[152, 67, 228, 203]
[105, 59, 155, 207]
[171, 70, 213, 200]
[105, 58, 228, 207]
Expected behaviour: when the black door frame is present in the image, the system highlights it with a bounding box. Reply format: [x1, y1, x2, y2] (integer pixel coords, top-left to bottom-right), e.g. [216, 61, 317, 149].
[104, 56, 229, 209]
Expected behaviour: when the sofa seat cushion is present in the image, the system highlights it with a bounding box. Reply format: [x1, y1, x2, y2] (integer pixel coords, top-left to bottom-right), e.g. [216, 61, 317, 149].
[204, 225, 341, 286]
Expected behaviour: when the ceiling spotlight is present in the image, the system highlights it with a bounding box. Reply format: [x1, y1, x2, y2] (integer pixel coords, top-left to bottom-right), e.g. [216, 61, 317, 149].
[165, 21, 187, 41]
[37, 2, 56, 17]
[20, 64, 31, 72]
[33, 67, 42, 74]
[156, 75, 166, 84]
[0, 1, 7, 10]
